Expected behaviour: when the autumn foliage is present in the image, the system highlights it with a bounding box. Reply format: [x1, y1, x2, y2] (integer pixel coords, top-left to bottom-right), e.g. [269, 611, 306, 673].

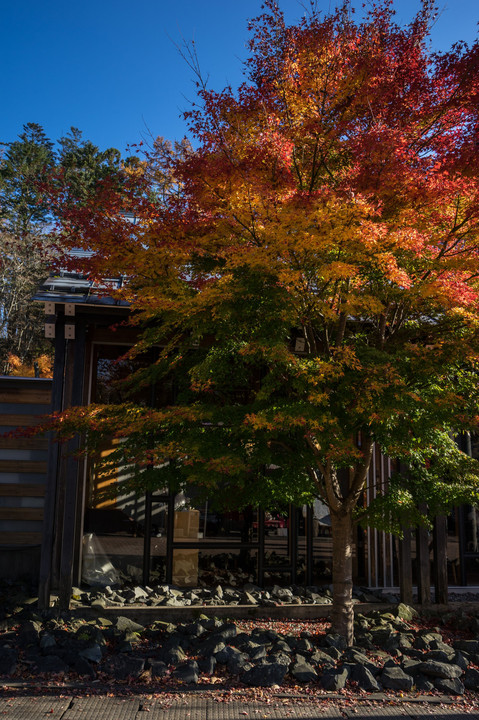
[50, 1, 479, 642]
[7, 353, 52, 378]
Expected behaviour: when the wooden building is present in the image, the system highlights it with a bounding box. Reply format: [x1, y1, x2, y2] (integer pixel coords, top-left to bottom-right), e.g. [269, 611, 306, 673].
[0, 269, 469, 608]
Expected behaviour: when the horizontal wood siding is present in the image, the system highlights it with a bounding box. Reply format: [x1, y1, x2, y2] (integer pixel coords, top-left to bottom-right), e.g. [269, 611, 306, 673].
[0, 484, 46, 497]
[0, 532, 43, 545]
[0, 387, 52, 405]
[0, 378, 52, 549]
[0, 438, 49, 450]
[0, 461, 48, 474]
[2, 415, 43, 426]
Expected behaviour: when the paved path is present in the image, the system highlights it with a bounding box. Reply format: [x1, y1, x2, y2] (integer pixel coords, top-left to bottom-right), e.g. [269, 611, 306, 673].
[0, 694, 478, 720]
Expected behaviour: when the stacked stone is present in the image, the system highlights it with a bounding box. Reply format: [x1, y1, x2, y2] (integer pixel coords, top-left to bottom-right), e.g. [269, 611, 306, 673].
[71, 583, 385, 608]
[1, 603, 479, 694]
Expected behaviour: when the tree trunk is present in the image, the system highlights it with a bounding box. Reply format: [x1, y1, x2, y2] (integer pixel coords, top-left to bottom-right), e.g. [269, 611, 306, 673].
[330, 508, 355, 645]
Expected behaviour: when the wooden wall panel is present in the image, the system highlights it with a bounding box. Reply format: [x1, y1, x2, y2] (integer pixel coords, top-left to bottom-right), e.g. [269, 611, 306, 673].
[0, 378, 52, 551]
[0, 532, 42, 545]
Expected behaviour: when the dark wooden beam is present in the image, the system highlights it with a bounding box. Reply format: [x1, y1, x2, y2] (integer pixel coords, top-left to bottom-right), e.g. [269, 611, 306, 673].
[398, 527, 413, 604]
[143, 491, 153, 586]
[57, 319, 86, 611]
[165, 492, 175, 584]
[257, 508, 265, 586]
[306, 504, 314, 586]
[416, 514, 431, 605]
[433, 515, 448, 604]
[38, 319, 66, 611]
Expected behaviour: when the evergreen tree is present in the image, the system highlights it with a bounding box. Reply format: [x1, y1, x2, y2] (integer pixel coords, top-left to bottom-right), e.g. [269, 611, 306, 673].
[0, 123, 122, 374]
[0, 123, 55, 373]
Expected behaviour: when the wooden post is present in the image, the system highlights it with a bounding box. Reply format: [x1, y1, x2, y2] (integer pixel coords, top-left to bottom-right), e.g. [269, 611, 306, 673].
[38, 319, 66, 611]
[165, 491, 175, 584]
[57, 319, 86, 611]
[257, 507, 265, 586]
[143, 491, 153, 586]
[433, 515, 448, 604]
[398, 527, 413, 604]
[306, 504, 314, 586]
[290, 504, 298, 585]
[416, 509, 431, 605]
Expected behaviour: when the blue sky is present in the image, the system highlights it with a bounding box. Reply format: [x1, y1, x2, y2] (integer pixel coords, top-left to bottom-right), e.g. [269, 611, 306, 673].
[2, 0, 478, 154]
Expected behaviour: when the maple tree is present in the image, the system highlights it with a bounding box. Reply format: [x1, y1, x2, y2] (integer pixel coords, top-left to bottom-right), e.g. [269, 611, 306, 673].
[51, 1, 479, 642]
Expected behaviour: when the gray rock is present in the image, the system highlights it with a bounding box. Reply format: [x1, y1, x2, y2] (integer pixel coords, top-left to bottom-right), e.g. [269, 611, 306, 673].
[453, 639, 479, 654]
[270, 651, 291, 666]
[401, 658, 422, 675]
[414, 632, 443, 650]
[454, 651, 469, 671]
[271, 640, 291, 654]
[74, 657, 96, 678]
[243, 660, 289, 687]
[199, 639, 225, 657]
[384, 635, 401, 653]
[272, 587, 293, 601]
[294, 637, 313, 652]
[350, 664, 380, 692]
[115, 616, 144, 633]
[79, 644, 103, 664]
[320, 667, 349, 690]
[310, 649, 335, 667]
[324, 633, 347, 651]
[18, 620, 41, 646]
[434, 677, 465, 695]
[164, 597, 186, 607]
[168, 587, 184, 597]
[182, 621, 206, 638]
[323, 646, 342, 661]
[414, 675, 435, 692]
[228, 653, 251, 675]
[160, 646, 186, 665]
[35, 655, 68, 674]
[149, 660, 168, 678]
[397, 633, 413, 650]
[216, 622, 237, 641]
[381, 666, 414, 691]
[464, 667, 479, 690]
[123, 586, 148, 601]
[291, 660, 317, 682]
[248, 644, 267, 662]
[424, 649, 455, 663]
[216, 645, 242, 665]
[91, 599, 107, 609]
[103, 655, 145, 680]
[342, 647, 375, 667]
[198, 655, 216, 675]
[418, 660, 463, 679]
[430, 639, 454, 654]
[0, 648, 17, 675]
[173, 660, 199, 684]
[244, 592, 257, 605]
[39, 632, 57, 651]
[394, 603, 418, 621]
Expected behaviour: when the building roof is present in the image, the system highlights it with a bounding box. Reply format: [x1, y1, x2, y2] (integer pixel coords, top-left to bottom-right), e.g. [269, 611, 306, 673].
[32, 270, 129, 308]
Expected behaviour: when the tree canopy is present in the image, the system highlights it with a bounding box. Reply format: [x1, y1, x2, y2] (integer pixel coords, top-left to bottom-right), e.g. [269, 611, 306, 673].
[0, 123, 123, 373]
[50, 0, 479, 642]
